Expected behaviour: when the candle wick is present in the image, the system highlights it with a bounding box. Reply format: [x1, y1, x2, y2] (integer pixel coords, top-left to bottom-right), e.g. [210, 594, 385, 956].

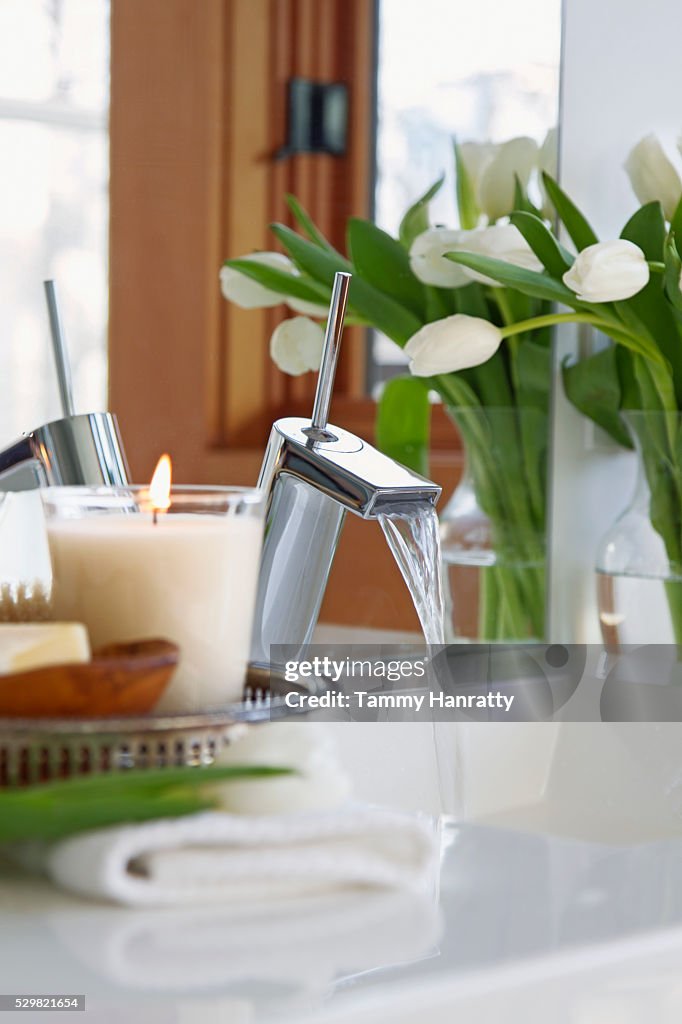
[153, 509, 158, 526]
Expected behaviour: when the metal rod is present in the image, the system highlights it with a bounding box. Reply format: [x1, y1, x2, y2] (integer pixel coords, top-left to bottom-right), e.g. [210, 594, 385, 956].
[310, 272, 351, 431]
[43, 279, 75, 418]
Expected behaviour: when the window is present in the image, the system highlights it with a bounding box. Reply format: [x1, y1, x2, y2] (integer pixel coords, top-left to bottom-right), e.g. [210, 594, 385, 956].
[0, 0, 109, 443]
[370, 0, 561, 387]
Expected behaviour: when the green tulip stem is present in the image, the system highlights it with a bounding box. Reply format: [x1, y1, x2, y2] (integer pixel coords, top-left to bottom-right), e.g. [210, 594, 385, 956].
[498, 311, 642, 342]
[492, 288, 521, 393]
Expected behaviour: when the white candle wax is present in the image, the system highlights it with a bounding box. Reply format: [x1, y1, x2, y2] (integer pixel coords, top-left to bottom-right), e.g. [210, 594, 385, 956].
[47, 512, 263, 713]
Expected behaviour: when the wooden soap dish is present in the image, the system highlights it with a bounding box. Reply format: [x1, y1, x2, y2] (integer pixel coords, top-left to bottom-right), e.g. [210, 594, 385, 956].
[0, 639, 179, 719]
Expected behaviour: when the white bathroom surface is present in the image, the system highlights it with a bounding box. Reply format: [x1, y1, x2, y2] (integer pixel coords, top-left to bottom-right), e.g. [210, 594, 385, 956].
[3, 819, 682, 1023]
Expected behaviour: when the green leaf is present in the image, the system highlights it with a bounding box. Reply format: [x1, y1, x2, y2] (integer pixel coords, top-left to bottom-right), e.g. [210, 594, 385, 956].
[224, 258, 330, 305]
[348, 218, 427, 320]
[541, 173, 599, 251]
[272, 223, 422, 345]
[445, 250, 579, 305]
[671, 193, 682, 249]
[515, 340, 552, 409]
[461, 351, 513, 408]
[664, 233, 682, 313]
[285, 194, 336, 250]
[620, 201, 666, 261]
[375, 376, 431, 475]
[615, 345, 640, 410]
[616, 286, 682, 404]
[598, 322, 670, 368]
[398, 176, 445, 248]
[425, 285, 455, 320]
[453, 281, 490, 318]
[510, 211, 574, 278]
[0, 765, 293, 844]
[618, 203, 682, 402]
[271, 223, 352, 279]
[513, 175, 543, 219]
[630, 352, 677, 418]
[496, 283, 540, 327]
[515, 343, 551, 523]
[454, 140, 479, 230]
[562, 346, 632, 447]
[433, 372, 482, 409]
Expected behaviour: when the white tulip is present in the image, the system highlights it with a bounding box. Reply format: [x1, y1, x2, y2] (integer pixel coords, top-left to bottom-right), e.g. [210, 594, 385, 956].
[478, 136, 539, 222]
[409, 228, 472, 287]
[220, 251, 294, 309]
[562, 239, 649, 302]
[270, 316, 325, 375]
[457, 140, 496, 219]
[456, 224, 543, 285]
[626, 135, 682, 221]
[405, 314, 502, 376]
[286, 296, 330, 317]
[458, 140, 497, 189]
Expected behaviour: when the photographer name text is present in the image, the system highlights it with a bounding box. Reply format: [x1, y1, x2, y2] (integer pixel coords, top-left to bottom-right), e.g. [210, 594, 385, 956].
[285, 691, 515, 712]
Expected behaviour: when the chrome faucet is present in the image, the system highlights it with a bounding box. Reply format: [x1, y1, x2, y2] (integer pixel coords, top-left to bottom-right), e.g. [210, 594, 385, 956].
[250, 272, 441, 664]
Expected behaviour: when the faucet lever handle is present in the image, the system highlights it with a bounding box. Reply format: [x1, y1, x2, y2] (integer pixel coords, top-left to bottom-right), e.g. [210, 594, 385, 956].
[305, 271, 351, 442]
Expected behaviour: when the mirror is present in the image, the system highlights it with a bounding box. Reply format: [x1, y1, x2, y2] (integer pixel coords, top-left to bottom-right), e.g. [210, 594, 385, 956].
[0, 0, 109, 445]
[550, 0, 682, 641]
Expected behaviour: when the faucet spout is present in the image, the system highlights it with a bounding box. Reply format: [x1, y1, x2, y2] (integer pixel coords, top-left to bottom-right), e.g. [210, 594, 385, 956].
[250, 416, 440, 664]
[259, 417, 439, 520]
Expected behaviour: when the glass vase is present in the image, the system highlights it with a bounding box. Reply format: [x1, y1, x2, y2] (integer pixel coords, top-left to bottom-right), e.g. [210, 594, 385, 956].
[597, 411, 682, 647]
[440, 406, 548, 642]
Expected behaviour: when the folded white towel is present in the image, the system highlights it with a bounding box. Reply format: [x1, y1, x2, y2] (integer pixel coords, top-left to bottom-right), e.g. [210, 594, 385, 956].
[46, 808, 439, 908]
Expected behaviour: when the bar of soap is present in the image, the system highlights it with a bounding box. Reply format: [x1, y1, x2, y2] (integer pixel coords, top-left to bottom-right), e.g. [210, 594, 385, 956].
[0, 623, 91, 674]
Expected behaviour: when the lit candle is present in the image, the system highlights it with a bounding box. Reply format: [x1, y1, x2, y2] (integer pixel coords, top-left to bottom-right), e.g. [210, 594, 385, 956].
[43, 458, 264, 713]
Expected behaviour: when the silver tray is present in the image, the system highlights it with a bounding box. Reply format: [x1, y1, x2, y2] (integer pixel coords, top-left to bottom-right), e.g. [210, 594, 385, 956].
[0, 665, 323, 785]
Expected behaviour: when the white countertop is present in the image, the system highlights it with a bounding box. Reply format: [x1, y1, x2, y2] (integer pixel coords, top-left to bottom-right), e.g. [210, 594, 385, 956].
[3, 819, 682, 1023]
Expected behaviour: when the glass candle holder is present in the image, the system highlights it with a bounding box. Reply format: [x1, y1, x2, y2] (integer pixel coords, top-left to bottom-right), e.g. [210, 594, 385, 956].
[41, 485, 265, 713]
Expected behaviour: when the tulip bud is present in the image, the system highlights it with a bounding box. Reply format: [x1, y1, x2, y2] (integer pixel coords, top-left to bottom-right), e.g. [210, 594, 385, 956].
[405, 314, 502, 376]
[220, 252, 295, 309]
[562, 240, 649, 303]
[478, 137, 538, 222]
[458, 140, 497, 190]
[270, 316, 325, 375]
[456, 224, 543, 285]
[625, 135, 682, 222]
[409, 228, 472, 287]
[457, 140, 496, 225]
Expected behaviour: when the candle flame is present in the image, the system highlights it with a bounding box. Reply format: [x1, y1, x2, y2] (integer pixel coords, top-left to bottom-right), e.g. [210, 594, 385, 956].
[149, 454, 172, 512]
